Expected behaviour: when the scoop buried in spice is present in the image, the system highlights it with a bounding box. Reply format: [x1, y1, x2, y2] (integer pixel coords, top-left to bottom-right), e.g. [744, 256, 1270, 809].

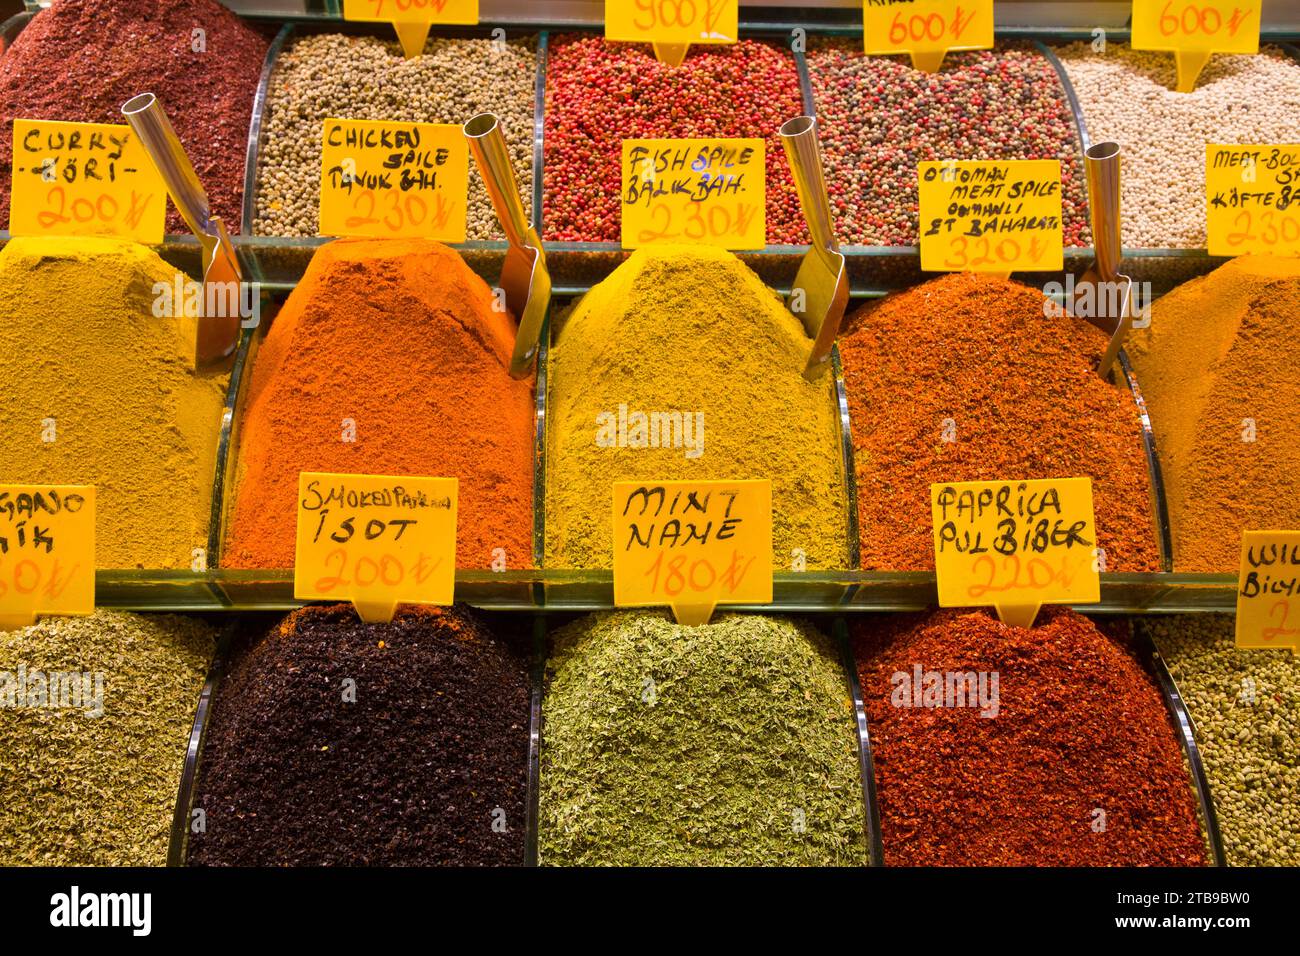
[1074, 141, 1134, 381]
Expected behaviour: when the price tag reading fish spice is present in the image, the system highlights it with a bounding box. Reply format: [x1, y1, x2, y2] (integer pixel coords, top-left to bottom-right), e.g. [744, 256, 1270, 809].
[931, 478, 1101, 629]
[863, 0, 993, 73]
[918, 159, 1063, 273]
[621, 138, 766, 250]
[342, 1, 479, 59]
[294, 473, 457, 624]
[319, 118, 468, 242]
[613, 480, 772, 626]
[0, 485, 94, 631]
[1131, 0, 1260, 92]
[1235, 531, 1300, 654]
[605, 0, 738, 46]
[1205, 144, 1300, 257]
[9, 120, 166, 244]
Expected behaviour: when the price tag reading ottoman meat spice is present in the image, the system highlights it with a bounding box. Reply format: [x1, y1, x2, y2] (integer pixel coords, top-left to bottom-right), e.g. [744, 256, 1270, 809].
[342, 1, 479, 59]
[0, 485, 94, 631]
[863, 0, 993, 73]
[931, 478, 1101, 629]
[1205, 144, 1300, 257]
[1131, 0, 1260, 92]
[1235, 531, 1300, 654]
[295, 473, 457, 624]
[613, 479, 772, 626]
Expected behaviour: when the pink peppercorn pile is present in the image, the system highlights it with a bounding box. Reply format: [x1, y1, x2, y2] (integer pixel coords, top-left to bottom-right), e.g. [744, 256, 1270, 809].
[543, 36, 808, 245]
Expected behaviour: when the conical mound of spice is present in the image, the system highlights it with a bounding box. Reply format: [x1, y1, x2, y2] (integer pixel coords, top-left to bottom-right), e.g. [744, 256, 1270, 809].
[222, 238, 535, 570]
[540, 611, 867, 866]
[187, 604, 531, 867]
[544, 245, 848, 570]
[839, 273, 1160, 572]
[0, 237, 228, 569]
[1127, 255, 1300, 572]
[853, 608, 1207, 866]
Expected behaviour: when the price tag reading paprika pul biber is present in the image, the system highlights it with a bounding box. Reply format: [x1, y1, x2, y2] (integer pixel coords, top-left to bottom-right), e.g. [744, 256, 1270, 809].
[863, 0, 993, 73]
[1205, 144, 1300, 257]
[0, 485, 94, 632]
[931, 478, 1101, 629]
[621, 138, 766, 250]
[918, 159, 1064, 273]
[294, 473, 457, 624]
[319, 118, 468, 242]
[342, 1, 479, 59]
[613, 480, 772, 626]
[1235, 531, 1300, 654]
[9, 120, 166, 244]
[1131, 0, 1260, 92]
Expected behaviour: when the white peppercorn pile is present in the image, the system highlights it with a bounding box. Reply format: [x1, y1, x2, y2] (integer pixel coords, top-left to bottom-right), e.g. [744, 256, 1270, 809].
[1143, 615, 1299, 866]
[1056, 43, 1300, 249]
[252, 32, 536, 240]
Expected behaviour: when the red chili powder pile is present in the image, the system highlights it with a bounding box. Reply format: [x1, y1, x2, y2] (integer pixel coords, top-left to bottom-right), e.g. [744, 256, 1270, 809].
[222, 238, 535, 570]
[854, 608, 1208, 866]
[839, 273, 1160, 572]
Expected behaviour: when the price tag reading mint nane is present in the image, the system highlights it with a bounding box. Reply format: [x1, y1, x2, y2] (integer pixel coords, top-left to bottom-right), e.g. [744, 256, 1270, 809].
[295, 473, 457, 624]
[0, 485, 94, 631]
[931, 478, 1101, 629]
[605, 0, 739, 46]
[918, 159, 1063, 273]
[613, 480, 772, 626]
[1131, 1, 1260, 92]
[621, 138, 766, 249]
[342, 1, 480, 59]
[1205, 144, 1300, 256]
[319, 118, 468, 241]
[1235, 531, 1300, 654]
[863, 0, 993, 73]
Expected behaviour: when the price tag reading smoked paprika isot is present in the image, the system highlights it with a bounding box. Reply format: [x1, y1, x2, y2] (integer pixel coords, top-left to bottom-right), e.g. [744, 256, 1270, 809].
[342, 1, 479, 59]
[319, 118, 468, 242]
[1205, 144, 1300, 257]
[863, 0, 993, 73]
[613, 479, 772, 626]
[0, 485, 95, 632]
[931, 478, 1101, 629]
[1131, 0, 1260, 92]
[294, 473, 457, 625]
[1235, 531, 1300, 654]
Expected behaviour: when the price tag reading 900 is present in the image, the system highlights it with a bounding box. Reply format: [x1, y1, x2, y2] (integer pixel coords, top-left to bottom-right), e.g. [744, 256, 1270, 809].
[606, 0, 738, 44]
[1206, 145, 1300, 256]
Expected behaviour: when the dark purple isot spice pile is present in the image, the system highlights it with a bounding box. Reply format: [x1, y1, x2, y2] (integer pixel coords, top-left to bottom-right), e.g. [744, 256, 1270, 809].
[187, 605, 531, 867]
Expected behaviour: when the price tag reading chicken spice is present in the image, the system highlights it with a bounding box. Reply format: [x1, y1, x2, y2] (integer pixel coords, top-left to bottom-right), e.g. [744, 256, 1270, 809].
[1205, 144, 1300, 256]
[1131, 1, 1260, 92]
[319, 118, 468, 242]
[862, 0, 993, 73]
[613, 480, 772, 626]
[342, 1, 479, 59]
[0, 485, 94, 631]
[295, 473, 457, 625]
[621, 138, 766, 250]
[9, 120, 166, 244]
[931, 478, 1101, 629]
[918, 159, 1063, 273]
[1235, 531, 1300, 654]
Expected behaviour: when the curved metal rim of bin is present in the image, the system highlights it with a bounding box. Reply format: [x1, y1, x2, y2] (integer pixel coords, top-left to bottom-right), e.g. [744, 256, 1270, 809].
[525, 617, 545, 866]
[836, 619, 884, 866]
[205, 324, 260, 572]
[1118, 350, 1176, 573]
[531, 312, 550, 596]
[239, 22, 296, 257]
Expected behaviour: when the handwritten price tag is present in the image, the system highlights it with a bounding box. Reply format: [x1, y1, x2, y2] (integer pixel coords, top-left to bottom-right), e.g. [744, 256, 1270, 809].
[1236, 531, 1300, 654]
[613, 480, 772, 626]
[918, 159, 1064, 273]
[931, 478, 1101, 629]
[319, 118, 467, 241]
[621, 138, 766, 249]
[863, 0, 993, 73]
[0, 485, 94, 631]
[294, 473, 457, 624]
[9, 120, 166, 244]
[606, 0, 738, 46]
[342, 1, 479, 58]
[1205, 144, 1300, 256]
[1131, 1, 1260, 91]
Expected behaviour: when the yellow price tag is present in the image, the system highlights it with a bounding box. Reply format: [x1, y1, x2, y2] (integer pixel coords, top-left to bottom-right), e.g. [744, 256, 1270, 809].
[863, 0, 993, 73]
[1205, 144, 1300, 256]
[319, 118, 468, 241]
[621, 138, 766, 250]
[0, 485, 94, 631]
[931, 478, 1101, 629]
[294, 473, 457, 624]
[605, 0, 738, 46]
[1131, 1, 1260, 91]
[1236, 531, 1300, 654]
[9, 120, 166, 244]
[613, 480, 772, 626]
[342, 1, 479, 58]
[918, 159, 1064, 273]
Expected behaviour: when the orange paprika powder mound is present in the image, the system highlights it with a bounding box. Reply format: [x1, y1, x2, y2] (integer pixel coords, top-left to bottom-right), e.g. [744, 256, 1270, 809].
[222, 238, 535, 570]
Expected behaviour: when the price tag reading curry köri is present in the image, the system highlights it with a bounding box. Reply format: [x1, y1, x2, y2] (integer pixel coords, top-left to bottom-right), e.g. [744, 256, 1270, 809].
[319, 119, 468, 241]
[1205, 144, 1300, 256]
[1235, 531, 1300, 654]
[9, 120, 166, 244]
[621, 138, 766, 249]
[294, 473, 457, 624]
[931, 478, 1101, 629]
[342, 1, 479, 58]
[1131, 1, 1260, 92]
[0, 485, 94, 631]
[613, 480, 772, 626]
[918, 159, 1063, 273]
[863, 0, 993, 73]
[605, 0, 738, 46]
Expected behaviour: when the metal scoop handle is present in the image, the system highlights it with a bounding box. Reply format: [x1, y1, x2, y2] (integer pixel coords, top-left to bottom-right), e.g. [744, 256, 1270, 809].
[781, 116, 840, 261]
[1086, 141, 1122, 282]
[465, 112, 531, 248]
[122, 92, 216, 242]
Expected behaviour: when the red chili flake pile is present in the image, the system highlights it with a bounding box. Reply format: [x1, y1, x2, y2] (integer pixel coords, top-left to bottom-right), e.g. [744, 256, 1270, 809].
[542, 35, 807, 244]
[854, 608, 1209, 866]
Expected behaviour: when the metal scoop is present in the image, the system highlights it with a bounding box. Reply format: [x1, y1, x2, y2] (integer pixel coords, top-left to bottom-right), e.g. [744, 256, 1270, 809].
[780, 116, 849, 382]
[464, 112, 550, 379]
[1074, 141, 1134, 381]
[122, 92, 242, 367]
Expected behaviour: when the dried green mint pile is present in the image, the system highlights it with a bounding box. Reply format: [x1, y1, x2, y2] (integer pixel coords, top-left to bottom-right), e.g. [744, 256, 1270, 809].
[539, 612, 867, 866]
[0, 611, 214, 866]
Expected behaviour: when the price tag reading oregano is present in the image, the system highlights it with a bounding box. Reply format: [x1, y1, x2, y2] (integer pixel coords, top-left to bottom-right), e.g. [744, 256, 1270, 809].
[0, 485, 94, 631]
[863, 0, 993, 73]
[1205, 144, 1300, 256]
[342, 1, 479, 59]
[613, 480, 772, 626]
[1235, 531, 1300, 654]
[1131, 0, 1260, 92]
